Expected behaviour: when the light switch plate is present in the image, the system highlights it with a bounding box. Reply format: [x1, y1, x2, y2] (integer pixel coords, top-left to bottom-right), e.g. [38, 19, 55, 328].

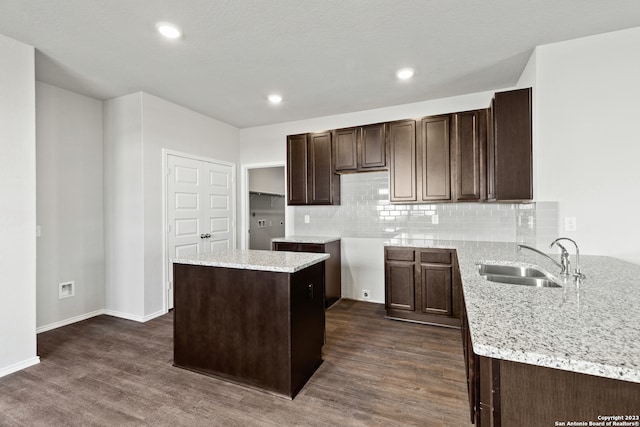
[304, 215, 310, 224]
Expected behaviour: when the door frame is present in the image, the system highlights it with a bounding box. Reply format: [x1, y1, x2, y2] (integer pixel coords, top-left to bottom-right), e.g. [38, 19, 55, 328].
[162, 149, 237, 311]
[240, 161, 287, 250]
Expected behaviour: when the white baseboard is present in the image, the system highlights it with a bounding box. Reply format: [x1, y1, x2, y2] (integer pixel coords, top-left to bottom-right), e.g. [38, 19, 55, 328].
[103, 308, 167, 323]
[36, 309, 106, 334]
[0, 356, 40, 378]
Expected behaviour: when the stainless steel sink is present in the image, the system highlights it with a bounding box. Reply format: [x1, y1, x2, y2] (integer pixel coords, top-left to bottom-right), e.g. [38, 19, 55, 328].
[477, 263, 562, 288]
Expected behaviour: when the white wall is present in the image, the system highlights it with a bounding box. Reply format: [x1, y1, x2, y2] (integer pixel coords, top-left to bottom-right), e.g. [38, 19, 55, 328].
[239, 91, 499, 302]
[141, 92, 239, 317]
[104, 92, 239, 320]
[0, 34, 39, 377]
[103, 93, 145, 319]
[36, 82, 105, 331]
[249, 167, 285, 195]
[533, 27, 640, 264]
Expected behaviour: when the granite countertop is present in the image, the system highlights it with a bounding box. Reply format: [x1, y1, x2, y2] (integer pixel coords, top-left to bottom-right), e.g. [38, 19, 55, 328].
[172, 249, 329, 273]
[384, 238, 640, 384]
[271, 235, 341, 244]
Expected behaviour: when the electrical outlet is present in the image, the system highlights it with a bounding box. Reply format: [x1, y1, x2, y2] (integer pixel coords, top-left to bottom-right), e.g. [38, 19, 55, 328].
[362, 289, 371, 300]
[431, 214, 439, 225]
[564, 217, 577, 231]
[304, 215, 310, 224]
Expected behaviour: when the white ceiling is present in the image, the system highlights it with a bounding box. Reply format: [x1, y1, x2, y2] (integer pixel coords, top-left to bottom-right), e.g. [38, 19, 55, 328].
[1, 0, 640, 128]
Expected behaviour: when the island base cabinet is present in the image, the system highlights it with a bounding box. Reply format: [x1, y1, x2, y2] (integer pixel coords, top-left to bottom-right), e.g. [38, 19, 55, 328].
[173, 262, 325, 399]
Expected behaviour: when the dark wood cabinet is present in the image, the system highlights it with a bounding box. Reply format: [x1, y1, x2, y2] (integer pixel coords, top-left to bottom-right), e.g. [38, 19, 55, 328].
[452, 110, 486, 202]
[286, 134, 308, 205]
[333, 128, 358, 171]
[360, 123, 387, 170]
[388, 120, 417, 202]
[419, 115, 451, 201]
[272, 239, 342, 308]
[488, 87, 532, 201]
[288, 87, 532, 205]
[286, 132, 340, 206]
[334, 123, 387, 173]
[384, 247, 460, 327]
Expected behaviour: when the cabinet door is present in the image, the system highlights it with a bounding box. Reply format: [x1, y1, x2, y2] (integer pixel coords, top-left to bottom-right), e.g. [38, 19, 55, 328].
[287, 134, 308, 205]
[334, 128, 358, 172]
[308, 132, 337, 204]
[385, 261, 415, 311]
[389, 120, 417, 202]
[419, 115, 451, 201]
[493, 87, 532, 200]
[419, 264, 452, 316]
[360, 123, 386, 170]
[453, 110, 486, 202]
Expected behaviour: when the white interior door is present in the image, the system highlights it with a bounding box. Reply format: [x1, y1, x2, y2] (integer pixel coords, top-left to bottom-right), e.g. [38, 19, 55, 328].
[167, 154, 235, 309]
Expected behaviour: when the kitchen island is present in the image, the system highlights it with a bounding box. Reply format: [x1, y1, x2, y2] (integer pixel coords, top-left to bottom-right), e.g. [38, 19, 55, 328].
[385, 238, 640, 425]
[172, 249, 329, 399]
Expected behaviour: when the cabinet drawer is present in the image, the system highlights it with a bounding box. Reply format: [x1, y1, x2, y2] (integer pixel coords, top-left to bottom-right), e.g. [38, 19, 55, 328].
[273, 242, 298, 252]
[298, 243, 325, 253]
[386, 248, 415, 262]
[419, 250, 452, 265]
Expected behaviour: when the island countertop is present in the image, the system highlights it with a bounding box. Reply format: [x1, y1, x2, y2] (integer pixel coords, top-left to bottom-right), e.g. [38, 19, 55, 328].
[384, 238, 640, 384]
[172, 248, 329, 273]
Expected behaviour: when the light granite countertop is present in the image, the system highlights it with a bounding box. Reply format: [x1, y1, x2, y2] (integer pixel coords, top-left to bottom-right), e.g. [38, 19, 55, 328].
[172, 249, 329, 273]
[271, 235, 341, 244]
[385, 238, 640, 384]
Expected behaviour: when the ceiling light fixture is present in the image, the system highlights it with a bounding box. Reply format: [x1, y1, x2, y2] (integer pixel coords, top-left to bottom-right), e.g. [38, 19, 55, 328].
[156, 22, 183, 39]
[268, 94, 283, 104]
[396, 68, 415, 80]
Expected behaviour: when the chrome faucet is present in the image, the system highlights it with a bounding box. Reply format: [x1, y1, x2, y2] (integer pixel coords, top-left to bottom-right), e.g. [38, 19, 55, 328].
[517, 244, 566, 275]
[550, 237, 584, 279]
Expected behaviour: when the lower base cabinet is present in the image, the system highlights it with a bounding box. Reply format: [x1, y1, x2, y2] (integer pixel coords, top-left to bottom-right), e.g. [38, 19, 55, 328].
[461, 301, 640, 425]
[384, 246, 461, 327]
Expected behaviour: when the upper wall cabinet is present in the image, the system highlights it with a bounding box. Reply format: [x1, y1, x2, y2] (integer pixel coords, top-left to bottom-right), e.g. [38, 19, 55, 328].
[389, 120, 417, 202]
[419, 115, 451, 202]
[389, 115, 452, 203]
[334, 123, 387, 173]
[286, 132, 340, 206]
[452, 109, 486, 202]
[488, 88, 533, 201]
[287, 133, 308, 205]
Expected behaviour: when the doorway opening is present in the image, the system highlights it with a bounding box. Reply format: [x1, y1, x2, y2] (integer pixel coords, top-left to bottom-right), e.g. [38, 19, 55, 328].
[241, 163, 286, 250]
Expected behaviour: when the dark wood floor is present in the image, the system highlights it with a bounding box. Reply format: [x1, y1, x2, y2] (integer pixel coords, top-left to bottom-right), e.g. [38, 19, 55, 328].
[0, 300, 472, 426]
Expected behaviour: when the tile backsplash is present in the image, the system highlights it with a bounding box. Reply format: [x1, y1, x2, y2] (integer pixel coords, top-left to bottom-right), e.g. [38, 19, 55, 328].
[293, 172, 558, 245]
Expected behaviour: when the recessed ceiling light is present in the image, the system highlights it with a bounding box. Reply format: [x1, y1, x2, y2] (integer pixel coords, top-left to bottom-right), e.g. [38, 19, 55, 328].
[156, 22, 182, 39]
[268, 94, 283, 104]
[396, 68, 415, 80]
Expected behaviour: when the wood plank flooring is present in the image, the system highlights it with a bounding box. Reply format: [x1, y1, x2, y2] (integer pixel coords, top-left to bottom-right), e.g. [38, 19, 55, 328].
[0, 300, 472, 426]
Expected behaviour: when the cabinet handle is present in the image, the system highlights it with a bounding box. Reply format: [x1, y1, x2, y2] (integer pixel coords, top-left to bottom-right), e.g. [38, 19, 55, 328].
[200, 234, 206, 239]
[308, 283, 313, 299]
[205, 233, 211, 238]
